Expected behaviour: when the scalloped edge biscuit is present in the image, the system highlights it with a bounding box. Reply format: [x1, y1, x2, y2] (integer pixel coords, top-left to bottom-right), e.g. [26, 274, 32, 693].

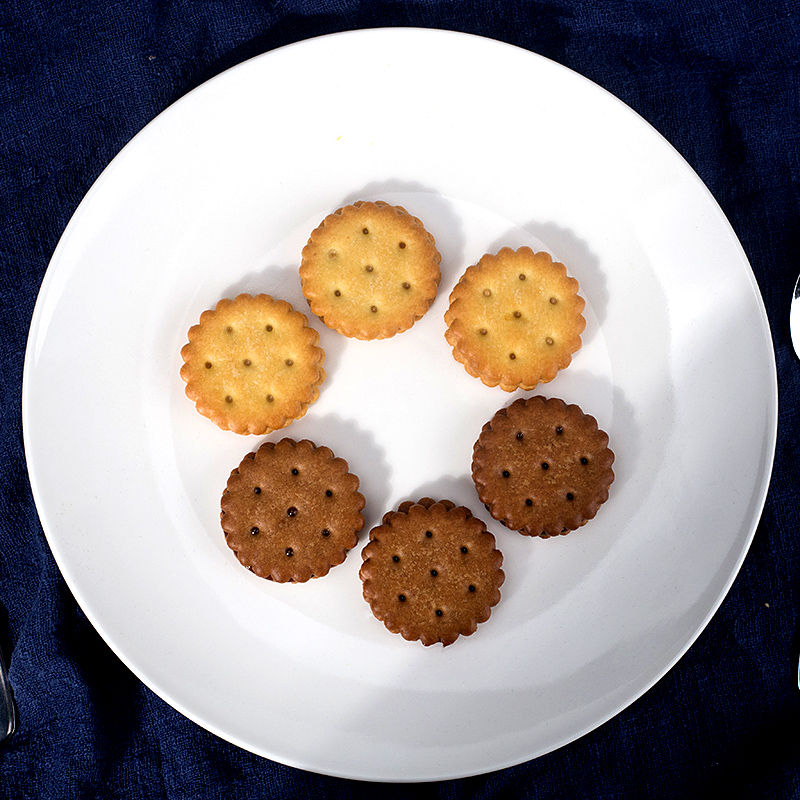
[444, 247, 586, 391]
[300, 201, 441, 339]
[360, 498, 504, 646]
[180, 293, 326, 435]
[221, 438, 365, 582]
[472, 396, 615, 538]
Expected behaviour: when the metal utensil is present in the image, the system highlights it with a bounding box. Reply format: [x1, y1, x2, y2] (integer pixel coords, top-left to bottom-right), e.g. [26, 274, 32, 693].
[0, 646, 16, 745]
[794, 273, 800, 691]
[791, 272, 800, 359]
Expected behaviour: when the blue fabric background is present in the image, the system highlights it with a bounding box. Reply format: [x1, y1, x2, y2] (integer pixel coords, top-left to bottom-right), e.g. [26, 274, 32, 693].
[2, 1, 799, 797]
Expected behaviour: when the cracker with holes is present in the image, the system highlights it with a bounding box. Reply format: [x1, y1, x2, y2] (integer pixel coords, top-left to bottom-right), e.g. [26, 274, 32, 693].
[359, 498, 504, 646]
[299, 200, 442, 339]
[180, 293, 326, 435]
[220, 438, 365, 582]
[444, 246, 585, 391]
[472, 396, 615, 538]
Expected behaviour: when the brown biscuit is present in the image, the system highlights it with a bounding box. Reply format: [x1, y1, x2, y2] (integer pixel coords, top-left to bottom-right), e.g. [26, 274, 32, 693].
[444, 247, 586, 391]
[300, 201, 442, 339]
[472, 396, 615, 538]
[360, 498, 504, 646]
[180, 293, 326, 435]
[221, 438, 365, 582]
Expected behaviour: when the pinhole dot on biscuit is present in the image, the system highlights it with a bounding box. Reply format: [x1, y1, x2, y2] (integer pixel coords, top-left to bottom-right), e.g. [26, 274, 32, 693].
[430, 569, 438, 577]
[479, 328, 487, 336]
[546, 337, 554, 346]
[287, 506, 298, 517]
[483, 289, 491, 297]
[322, 529, 331, 537]
[226, 326, 233, 333]
[334, 290, 341, 297]
[402, 282, 411, 290]
[468, 584, 476, 592]
[392, 555, 400, 562]
[425, 530, 433, 538]
[250, 526, 259, 535]
[326, 489, 333, 497]
[291, 468, 299, 475]
[328, 250, 337, 258]
[556, 426, 564, 435]
[509, 352, 516, 360]
[581, 457, 589, 464]
[399, 241, 406, 249]
[285, 547, 294, 557]
[516, 432, 524, 441]
[253, 487, 261, 494]
[502, 470, 510, 478]
[460, 546, 468, 553]
[365, 265, 374, 272]
[566, 492, 574, 501]
[285, 359, 293, 366]
[398, 594, 406, 602]
[266, 324, 273, 332]
[525, 498, 533, 506]
[266, 394, 274, 403]
[370, 305, 378, 313]
[435, 609, 443, 617]
[205, 361, 212, 369]
[550, 297, 558, 304]
[225, 395, 233, 404]
[513, 311, 521, 318]
[542, 462, 549, 470]
[243, 359, 251, 366]
[362, 227, 369, 235]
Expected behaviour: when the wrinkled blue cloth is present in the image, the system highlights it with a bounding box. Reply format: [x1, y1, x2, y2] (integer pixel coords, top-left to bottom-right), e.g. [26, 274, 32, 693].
[2, 1, 800, 797]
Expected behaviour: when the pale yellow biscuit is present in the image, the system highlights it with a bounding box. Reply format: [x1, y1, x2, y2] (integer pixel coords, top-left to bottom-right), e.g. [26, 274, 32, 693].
[300, 201, 441, 339]
[180, 293, 325, 435]
[444, 247, 586, 391]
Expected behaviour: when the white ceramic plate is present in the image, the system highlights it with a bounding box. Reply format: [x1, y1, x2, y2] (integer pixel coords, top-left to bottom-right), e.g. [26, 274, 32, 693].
[23, 29, 777, 781]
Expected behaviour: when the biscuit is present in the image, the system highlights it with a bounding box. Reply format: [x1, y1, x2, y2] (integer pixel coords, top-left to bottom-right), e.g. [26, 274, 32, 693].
[472, 396, 615, 538]
[300, 201, 442, 339]
[180, 293, 325, 435]
[220, 438, 365, 582]
[360, 498, 504, 646]
[444, 247, 586, 391]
